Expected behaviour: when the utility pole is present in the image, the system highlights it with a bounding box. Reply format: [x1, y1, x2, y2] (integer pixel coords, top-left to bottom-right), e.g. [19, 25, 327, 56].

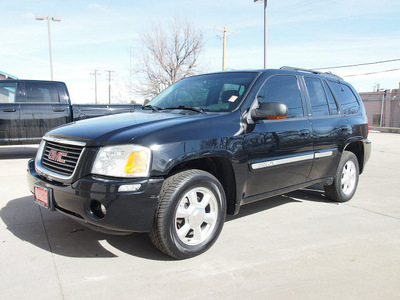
[129, 47, 133, 99]
[90, 69, 100, 104]
[214, 26, 237, 71]
[105, 70, 114, 104]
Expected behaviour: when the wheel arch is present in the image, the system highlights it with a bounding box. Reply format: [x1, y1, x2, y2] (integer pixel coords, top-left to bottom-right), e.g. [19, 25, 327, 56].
[344, 140, 365, 174]
[168, 156, 237, 215]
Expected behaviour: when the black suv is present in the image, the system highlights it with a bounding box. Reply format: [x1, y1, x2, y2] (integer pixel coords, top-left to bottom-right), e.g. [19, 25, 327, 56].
[27, 67, 371, 259]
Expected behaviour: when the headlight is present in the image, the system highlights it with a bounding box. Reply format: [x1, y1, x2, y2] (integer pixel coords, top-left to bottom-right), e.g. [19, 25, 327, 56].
[35, 139, 46, 162]
[92, 145, 151, 178]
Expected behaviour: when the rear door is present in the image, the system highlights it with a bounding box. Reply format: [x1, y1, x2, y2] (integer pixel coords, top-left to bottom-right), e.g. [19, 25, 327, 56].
[0, 81, 21, 143]
[19, 81, 70, 142]
[244, 74, 313, 199]
[302, 76, 345, 180]
[304, 77, 359, 180]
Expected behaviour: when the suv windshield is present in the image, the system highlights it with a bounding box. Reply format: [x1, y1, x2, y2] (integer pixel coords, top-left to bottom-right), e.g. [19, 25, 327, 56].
[147, 72, 258, 112]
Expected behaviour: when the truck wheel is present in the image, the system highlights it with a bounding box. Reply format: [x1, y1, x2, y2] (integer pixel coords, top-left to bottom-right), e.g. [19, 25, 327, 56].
[324, 151, 359, 202]
[149, 170, 226, 259]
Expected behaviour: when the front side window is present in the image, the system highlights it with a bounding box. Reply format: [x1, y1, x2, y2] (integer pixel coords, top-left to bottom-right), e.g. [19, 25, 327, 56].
[0, 83, 18, 103]
[257, 75, 304, 118]
[304, 77, 329, 117]
[24, 83, 59, 103]
[148, 72, 257, 112]
[328, 81, 360, 114]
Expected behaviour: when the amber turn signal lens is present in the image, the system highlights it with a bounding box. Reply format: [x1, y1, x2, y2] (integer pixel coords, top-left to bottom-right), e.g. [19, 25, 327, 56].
[125, 151, 149, 175]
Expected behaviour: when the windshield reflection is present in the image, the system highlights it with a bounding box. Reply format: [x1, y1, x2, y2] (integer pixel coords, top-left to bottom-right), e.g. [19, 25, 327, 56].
[147, 72, 258, 113]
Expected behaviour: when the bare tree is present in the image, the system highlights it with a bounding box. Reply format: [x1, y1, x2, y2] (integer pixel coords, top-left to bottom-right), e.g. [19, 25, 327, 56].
[131, 18, 204, 99]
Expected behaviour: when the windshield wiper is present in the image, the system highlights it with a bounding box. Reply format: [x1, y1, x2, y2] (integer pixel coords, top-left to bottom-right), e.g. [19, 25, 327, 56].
[163, 105, 205, 114]
[141, 104, 162, 111]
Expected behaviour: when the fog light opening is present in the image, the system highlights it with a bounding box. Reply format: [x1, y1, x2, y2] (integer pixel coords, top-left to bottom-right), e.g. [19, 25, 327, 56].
[90, 200, 106, 219]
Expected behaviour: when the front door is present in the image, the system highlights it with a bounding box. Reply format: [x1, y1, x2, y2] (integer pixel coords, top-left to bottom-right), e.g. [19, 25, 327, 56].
[244, 74, 313, 200]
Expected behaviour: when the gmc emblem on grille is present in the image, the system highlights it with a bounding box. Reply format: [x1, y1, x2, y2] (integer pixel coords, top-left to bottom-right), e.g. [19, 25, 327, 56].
[48, 150, 67, 163]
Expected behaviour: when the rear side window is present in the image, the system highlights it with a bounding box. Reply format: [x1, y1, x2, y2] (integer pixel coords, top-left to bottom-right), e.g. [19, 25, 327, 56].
[24, 82, 59, 103]
[304, 77, 329, 117]
[257, 75, 304, 118]
[323, 81, 338, 115]
[328, 81, 360, 114]
[56, 83, 69, 103]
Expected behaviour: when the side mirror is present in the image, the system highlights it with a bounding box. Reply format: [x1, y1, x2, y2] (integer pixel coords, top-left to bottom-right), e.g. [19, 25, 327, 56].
[251, 102, 288, 121]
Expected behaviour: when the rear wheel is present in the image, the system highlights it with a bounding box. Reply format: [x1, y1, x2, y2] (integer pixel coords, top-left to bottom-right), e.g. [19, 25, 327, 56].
[324, 151, 359, 202]
[149, 170, 226, 259]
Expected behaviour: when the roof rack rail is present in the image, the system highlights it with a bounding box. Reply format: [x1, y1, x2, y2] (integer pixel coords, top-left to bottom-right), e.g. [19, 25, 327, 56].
[280, 66, 343, 81]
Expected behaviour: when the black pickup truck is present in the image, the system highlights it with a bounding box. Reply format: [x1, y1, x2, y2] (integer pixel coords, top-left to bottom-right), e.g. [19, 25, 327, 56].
[0, 80, 140, 145]
[27, 67, 371, 259]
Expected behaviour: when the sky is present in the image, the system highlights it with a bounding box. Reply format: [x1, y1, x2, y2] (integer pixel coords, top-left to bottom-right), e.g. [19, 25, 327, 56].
[1, 0, 400, 104]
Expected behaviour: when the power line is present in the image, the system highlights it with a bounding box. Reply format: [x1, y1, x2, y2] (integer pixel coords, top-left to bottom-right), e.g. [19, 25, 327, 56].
[314, 58, 400, 70]
[343, 68, 400, 77]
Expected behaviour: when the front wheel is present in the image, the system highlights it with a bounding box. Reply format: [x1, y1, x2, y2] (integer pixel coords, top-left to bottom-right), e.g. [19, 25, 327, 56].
[324, 151, 359, 202]
[149, 170, 226, 259]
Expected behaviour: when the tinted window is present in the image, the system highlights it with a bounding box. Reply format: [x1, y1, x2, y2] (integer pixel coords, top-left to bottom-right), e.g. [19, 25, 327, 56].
[24, 82, 59, 103]
[304, 77, 329, 117]
[0, 83, 17, 103]
[329, 81, 360, 114]
[258, 75, 303, 118]
[323, 81, 338, 115]
[56, 83, 69, 103]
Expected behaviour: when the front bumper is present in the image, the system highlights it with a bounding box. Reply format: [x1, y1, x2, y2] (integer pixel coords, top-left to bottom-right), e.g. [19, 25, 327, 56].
[27, 159, 164, 234]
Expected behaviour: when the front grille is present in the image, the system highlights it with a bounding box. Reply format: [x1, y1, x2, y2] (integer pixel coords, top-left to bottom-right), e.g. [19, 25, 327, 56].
[41, 141, 84, 177]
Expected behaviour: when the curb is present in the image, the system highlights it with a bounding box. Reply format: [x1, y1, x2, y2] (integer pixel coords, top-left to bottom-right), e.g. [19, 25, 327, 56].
[370, 126, 400, 134]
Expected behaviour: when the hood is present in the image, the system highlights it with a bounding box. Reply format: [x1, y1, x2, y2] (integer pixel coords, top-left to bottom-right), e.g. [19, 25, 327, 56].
[45, 111, 220, 146]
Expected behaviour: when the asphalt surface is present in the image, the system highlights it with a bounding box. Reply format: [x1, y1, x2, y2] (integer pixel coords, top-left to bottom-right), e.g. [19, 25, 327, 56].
[0, 132, 399, 300]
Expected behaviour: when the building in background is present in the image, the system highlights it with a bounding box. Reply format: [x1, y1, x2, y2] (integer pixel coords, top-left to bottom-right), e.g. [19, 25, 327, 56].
[360, 88, 400, 128]
[0, 71, 18, 80]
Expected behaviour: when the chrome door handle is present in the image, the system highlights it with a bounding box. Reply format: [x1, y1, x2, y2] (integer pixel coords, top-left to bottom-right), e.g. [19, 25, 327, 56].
[299, 129, 311, 136]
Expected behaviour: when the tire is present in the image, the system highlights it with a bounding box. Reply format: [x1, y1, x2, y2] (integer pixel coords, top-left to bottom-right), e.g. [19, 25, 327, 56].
[149, 170, 226, 259]
[324, 151, 359, 202]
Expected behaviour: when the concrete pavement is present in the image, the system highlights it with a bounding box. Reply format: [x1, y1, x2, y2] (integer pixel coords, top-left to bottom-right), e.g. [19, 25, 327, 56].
[0, 132, 399, 299]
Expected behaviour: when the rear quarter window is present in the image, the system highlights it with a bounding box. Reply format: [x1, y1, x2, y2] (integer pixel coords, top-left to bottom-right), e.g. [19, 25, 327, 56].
[328, 81, 360, 114]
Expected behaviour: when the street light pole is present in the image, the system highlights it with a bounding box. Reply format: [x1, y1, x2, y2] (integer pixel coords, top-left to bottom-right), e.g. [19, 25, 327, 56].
[35, 15, 61, 80]
[254, 0, 268, 69]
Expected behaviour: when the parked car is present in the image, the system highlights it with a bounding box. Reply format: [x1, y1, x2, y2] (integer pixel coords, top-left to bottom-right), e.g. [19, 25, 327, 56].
[27, 67, 371, 259]
[0, 79, 141, 145]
